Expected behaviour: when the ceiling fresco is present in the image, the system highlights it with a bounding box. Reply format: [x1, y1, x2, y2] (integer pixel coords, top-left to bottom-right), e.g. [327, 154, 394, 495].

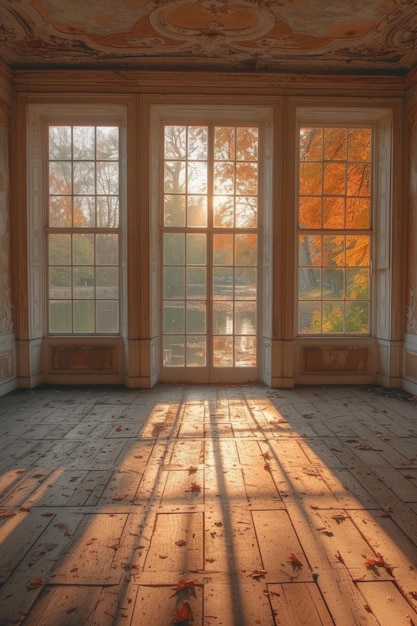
[1, 0, 417, 75]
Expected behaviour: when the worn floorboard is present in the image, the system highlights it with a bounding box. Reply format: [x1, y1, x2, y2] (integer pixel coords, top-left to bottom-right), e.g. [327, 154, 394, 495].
[0, 383, 416, 625]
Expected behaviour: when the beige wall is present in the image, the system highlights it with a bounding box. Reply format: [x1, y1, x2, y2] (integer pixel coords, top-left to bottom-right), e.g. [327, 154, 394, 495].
[0, 64, 15, 395]
[404, 80, 417, 393]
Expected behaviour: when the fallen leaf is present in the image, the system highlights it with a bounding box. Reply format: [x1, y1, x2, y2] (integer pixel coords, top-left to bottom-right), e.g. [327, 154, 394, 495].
[19, 506, 31, 512]
[263, 589, 280, 597]
[115, 426, 122, 432]
[378, 507, 393, 518]
[26, 577, 44, 590]
[188, 466, 197, 474]
[263, 451, 271, 460]
[175, 539, 187, 547]
[264, 462, 271, 471]
[288, 553, 303, 570]
[190, 482, 201, 492]
[172, 602, 193, 624]
[0, 512, 16, 519]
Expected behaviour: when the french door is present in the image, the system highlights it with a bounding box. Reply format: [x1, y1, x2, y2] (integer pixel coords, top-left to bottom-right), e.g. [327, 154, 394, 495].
[161, 123, 260, 383]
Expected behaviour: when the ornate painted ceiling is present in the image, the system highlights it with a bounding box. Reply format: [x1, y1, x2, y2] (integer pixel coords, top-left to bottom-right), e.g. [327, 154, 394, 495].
[1, 0, 417, 75]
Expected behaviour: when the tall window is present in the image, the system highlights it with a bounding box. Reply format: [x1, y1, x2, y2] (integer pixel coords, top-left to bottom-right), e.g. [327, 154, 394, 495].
[297, 126, 372, 335]
[47, 125, 120, 334]
[162, 124, 258, 370]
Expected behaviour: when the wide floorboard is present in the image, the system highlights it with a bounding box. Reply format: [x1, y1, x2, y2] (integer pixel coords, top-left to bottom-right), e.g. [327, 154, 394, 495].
[0, 384, 416, 625]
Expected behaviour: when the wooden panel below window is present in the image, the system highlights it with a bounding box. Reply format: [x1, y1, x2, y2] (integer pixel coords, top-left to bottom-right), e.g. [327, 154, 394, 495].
[303, 346, 369, 373]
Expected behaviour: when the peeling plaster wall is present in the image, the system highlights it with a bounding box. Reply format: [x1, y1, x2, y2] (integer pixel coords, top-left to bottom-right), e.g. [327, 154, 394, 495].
[0, 66, 16, 395]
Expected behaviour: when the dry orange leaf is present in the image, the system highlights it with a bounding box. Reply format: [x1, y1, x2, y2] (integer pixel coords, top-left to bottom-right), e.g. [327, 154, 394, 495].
[172, 579, 195, 591]
[188, 466, 197, 474]
[190, 482, 201, 492]
[26, 577, 44, 589]
[172, 602, 193, 623]
[20, 506, 31, 512]
[288, 553, 302, 566]
[249, 569, 267, 580]
[175, 539, 187, 547]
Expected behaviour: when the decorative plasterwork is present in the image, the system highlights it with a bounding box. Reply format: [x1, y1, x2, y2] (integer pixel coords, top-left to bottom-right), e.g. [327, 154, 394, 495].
[1, 0, 417, 74]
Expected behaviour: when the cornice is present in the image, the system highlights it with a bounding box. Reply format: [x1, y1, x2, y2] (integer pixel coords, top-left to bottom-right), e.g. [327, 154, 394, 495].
[13, 69, 406, 99]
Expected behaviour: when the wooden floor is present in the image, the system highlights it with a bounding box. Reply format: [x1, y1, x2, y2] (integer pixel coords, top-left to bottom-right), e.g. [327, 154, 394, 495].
[0, 384, 417, 625]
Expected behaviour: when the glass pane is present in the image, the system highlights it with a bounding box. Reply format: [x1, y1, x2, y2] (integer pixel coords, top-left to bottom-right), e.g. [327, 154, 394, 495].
[164, 302, 185, 333]
[96, 234, 118, 265]
[347, 163, 371, 196]
[213, 336, 233, 366]
[213, 234, 233, 265]
[323, 197, 345, 229]
[214, 127, 235, 160]
[163, 267, 185, 299]
[73, 196, 95, 227]
[187, 161, 207, 194]
[49, 301, 71, 333]
[164, 195, 185, 227]
[97, 162, 119, 195]
[235, 301, 256, 334]
[235, 268, 257, 300]
[324, 163, 345, 195]
[49, 234, 71, 265]
[348, 128, 371, 161]
[96, 267, 119, 298]
[73, 126, 95, 160]
[323, 302, 344, 333]
[164, 161, 186, 193]
[298, 301, 321, 334]
[49, 126, 71, 159]
[236, 197, 257, 228]
[299, 235, 321, 266]
[187, 233, 206, 265]
[72, 235, 94, 265]
[97, 127, 119, 160]
[346, 301, 369, 333]
[236, 162, 257, 195]
[49, 267, 71, 299]
[323, 235, 345, 267]
[236, 127, 258, 161]
[165, 126, 186, 159]
[49, 161, 72, 195]
[186, 336, 206, 367]
[300, 128, 323, 161]
[214, 196, 234, 227]
[346, 235, 370, 266]
[164, 233, 185, 265]
[187, 195, 207, 227]
[96, 300, 118, 333]
[235, 234, 257, 266]
[324, 128, 347, 160]
[186, 267, 206, 299]
[346, 198, 370, 229]
[49, 196, 72, 227]
[163, 336, 185, 366]
[235, 336, 256, 366]
[299, 197, 322, 229]
[97, 196, 119, 228]
[213, 301, 233, 334]
[214, 162, 234, 194]
[299, 162, 322, 195]
[213, 267, 233, 300]
[73, 300, 95, 333]
[73, 267, 94, 299]
[299, 268, 321, 300]
[186, 302, 206, 333]
[188, 126, 208, 160]
[323, 269, 344, 299]
[346, 268, 369, 300]
[73, 162, 95, 195]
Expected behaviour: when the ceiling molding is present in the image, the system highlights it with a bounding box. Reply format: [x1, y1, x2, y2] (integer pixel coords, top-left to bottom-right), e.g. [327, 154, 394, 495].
[1, 1, 417, 77]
